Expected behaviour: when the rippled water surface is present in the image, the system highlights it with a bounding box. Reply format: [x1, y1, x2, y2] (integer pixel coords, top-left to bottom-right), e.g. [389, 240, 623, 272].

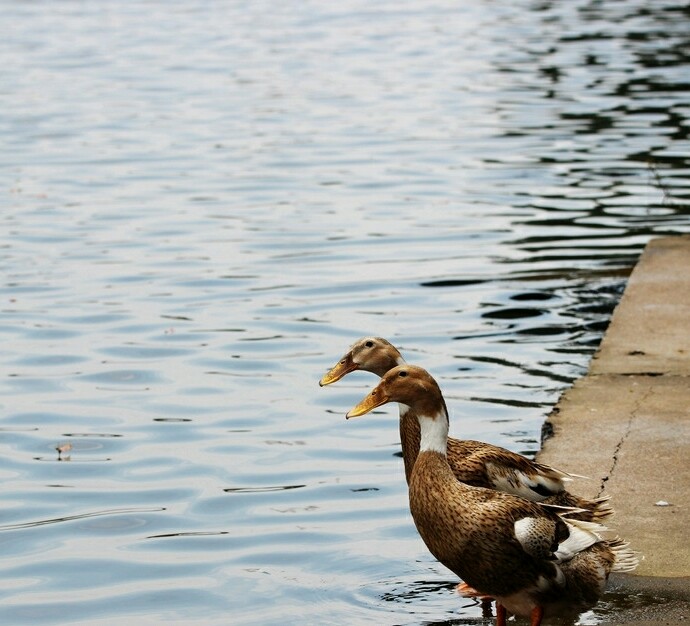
[1, 1, 689, 624]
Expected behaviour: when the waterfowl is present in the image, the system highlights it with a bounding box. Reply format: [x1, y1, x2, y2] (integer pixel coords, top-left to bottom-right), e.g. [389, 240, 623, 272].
[320, 337, 611, 522]
[346, 365, 638, 625]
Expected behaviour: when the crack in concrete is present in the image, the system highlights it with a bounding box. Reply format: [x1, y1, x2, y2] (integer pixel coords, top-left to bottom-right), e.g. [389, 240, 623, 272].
[597, 385, 653, 498]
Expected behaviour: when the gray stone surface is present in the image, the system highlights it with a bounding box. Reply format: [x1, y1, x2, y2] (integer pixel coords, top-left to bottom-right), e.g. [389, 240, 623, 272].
[591, 235, 690, 376]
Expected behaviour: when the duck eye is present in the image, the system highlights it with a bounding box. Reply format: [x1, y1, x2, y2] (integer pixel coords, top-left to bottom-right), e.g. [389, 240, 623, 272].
[365, 341, 374, 348]
[398, 370, 408, 377]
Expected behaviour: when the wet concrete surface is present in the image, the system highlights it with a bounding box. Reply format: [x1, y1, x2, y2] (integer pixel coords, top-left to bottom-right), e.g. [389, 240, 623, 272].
[596, 574, 689, 625]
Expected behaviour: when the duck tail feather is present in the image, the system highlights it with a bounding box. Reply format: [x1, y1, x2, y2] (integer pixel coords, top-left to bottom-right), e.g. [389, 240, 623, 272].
[608, 537, 641, 573]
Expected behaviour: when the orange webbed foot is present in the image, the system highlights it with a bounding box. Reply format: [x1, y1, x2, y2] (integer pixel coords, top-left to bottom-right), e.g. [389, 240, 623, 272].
[456, 581, 492, 600]
[456, 582, 494, 617]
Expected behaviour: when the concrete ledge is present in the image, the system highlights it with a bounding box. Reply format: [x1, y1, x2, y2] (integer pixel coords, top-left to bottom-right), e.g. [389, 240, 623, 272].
[591, 235, 690, 376]
[538, 235, 690, 580]
[541, 374, 690, 577]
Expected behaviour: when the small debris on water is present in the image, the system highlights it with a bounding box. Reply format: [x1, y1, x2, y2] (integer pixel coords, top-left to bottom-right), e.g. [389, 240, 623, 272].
[56, 443, 73, 460]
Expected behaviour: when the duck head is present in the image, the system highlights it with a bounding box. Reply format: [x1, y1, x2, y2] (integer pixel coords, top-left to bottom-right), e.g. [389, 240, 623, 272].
[346, 364, 443, 419]
[319, 337, 404, 386]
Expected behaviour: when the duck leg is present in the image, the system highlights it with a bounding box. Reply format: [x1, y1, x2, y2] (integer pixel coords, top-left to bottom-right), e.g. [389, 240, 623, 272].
[496, 604, 507, 626]
[530, 605, 544, 626]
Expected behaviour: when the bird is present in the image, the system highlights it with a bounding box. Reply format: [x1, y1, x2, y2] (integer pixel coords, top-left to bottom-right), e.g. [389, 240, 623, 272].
[320, 337, 612, 522]
[346, 364, 638, 626]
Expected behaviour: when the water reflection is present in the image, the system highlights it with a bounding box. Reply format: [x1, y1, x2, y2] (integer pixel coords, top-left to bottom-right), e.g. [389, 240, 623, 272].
[0, 508, 165, 533]
[0, 0, 688, 624]
[223, 485, 307, 494]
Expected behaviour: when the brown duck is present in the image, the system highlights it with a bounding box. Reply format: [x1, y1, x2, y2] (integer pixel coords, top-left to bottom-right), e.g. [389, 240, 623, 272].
[347, 364, 638, 626]
[320, 337, 611, 522]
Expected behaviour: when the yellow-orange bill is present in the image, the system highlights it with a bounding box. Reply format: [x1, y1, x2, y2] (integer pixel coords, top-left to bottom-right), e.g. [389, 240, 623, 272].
[319, 356, 358, 386]
[345, 389, 389, 419]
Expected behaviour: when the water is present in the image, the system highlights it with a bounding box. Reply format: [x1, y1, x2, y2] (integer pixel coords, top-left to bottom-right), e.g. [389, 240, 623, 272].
[1, 0, 688, 624]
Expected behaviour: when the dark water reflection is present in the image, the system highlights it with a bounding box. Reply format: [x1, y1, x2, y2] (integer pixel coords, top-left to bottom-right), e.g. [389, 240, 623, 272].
[1, 0, 688, 624]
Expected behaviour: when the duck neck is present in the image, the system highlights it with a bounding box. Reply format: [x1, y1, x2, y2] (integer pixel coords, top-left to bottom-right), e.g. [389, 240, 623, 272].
[417, 402, 449, 456]
[398, 404, 421, 484]
[369, 353, 406, 379]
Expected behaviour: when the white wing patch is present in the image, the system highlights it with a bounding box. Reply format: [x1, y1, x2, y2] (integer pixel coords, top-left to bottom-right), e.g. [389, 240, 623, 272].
[487, 463, 566, 501]
[554, 518, 604, 562]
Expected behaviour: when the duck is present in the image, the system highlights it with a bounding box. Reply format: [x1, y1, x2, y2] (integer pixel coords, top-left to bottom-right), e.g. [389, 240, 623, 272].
[320, 337, 611, 522]
[346, 365, 639, 626]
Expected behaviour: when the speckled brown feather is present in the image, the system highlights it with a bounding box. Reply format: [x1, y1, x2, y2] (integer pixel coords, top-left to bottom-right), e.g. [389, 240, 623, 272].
[403, 416, 611, 522]
[409, 450, 562, 599]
